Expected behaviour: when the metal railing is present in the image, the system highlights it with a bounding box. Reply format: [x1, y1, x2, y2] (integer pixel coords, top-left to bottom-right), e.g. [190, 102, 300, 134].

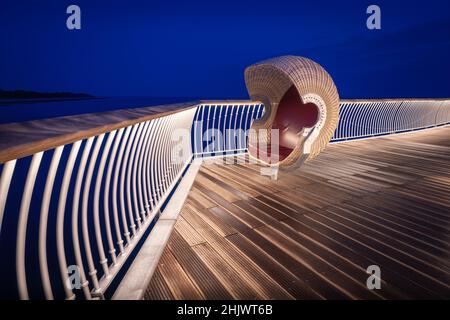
[332, 99, 450, 142]
[191, 99, 450, 150]
[0, 98, 449, 299]
[0, 101, 264, 300]
[0, 106, 196, 299]
[192, 102, 264, 156]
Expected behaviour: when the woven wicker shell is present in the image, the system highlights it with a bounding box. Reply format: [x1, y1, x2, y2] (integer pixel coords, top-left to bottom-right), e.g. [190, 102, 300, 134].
[245, 55, 340, 166]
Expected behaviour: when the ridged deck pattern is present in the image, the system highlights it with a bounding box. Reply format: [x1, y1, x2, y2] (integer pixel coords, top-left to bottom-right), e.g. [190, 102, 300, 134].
[145, 126, 450, 300]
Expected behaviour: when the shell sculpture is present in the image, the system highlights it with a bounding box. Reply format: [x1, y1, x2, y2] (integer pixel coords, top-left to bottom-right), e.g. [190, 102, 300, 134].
[245, 56, 340, 168]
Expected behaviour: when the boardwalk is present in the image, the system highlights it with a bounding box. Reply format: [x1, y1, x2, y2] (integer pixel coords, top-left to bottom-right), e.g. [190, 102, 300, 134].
[145, 127, 450, 300]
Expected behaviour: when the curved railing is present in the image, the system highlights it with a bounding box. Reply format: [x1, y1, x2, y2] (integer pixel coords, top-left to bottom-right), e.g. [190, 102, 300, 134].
[0, 98, 449, 299]
[332, 99, 450, 142]
[191, 100, 450, 150]
[191, 102, 264, 157]
[0, 103, 197, 299]
[0, 101, 263, 300]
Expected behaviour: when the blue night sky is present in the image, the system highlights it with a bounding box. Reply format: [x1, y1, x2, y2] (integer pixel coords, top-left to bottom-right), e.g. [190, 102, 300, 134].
[1, 0, 450, 99]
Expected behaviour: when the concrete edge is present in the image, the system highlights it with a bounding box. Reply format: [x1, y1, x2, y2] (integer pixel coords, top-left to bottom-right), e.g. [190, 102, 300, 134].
[112, 159, 202, 300]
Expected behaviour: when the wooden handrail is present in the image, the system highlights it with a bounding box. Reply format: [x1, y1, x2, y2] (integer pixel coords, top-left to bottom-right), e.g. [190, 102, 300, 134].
[340, 98, 450, 103]
[0, 102, 198, 164]
[1, 98, 448, 164]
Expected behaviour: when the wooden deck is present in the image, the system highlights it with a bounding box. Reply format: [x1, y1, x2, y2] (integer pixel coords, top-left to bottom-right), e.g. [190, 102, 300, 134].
[145, 126, 450, 300]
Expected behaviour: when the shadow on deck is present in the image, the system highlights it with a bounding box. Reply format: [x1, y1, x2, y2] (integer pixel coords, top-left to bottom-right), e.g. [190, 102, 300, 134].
[146, 127, 450, 300]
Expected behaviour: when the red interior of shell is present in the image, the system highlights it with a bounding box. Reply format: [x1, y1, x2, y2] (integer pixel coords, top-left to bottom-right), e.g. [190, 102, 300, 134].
[248, 85, 319, 163]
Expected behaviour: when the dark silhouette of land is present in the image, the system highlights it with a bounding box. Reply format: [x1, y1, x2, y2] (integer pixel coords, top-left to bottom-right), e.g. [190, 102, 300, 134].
[0, 89, 94, 100]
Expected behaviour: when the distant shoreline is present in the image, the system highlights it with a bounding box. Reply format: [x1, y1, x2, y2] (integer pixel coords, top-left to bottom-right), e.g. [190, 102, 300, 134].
[0, 89, 94, 100]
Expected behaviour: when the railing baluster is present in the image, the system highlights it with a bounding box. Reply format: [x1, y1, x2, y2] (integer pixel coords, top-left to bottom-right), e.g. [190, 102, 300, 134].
[222, 106, 228, 154]
[113, 126, 132, 248]
[162, 115, 175, 192]
[94, 131, 117, 276]
[149, 118, 162, 214]
[82, 134, 105, 293]
[205, 105, 211, 153]
[233, 105, 240, 150]
[184, 109, 196, 164]
[151, 118, 164, 205]
[56, 142, 84, 300]
[143, 120, 157, 214]
[104, 128, 124, 262]
[127, 123, 144, 230]
[229, 105, 236, 151]
[247, 105, 257, 148]
[192, 107, 201, 155]
[71, 139, 92, 299]
[168, 114, 178, 184]
[154, 118, 165, 201]
[170, 114, 179, 183]
[215, 105, 222, 153]
[39, 146, 64, 300]
[0, 160, 16, 233]
[16, 151, 43, 300]
[132, 122, 150, 226]
[137, 121, 153, 221]
[161, 114, 172, 194]
[140, 120, 155, 218]
[197, 106, 204, 155]
[120, 124, 139, 237]
[238, 105, 246, 150]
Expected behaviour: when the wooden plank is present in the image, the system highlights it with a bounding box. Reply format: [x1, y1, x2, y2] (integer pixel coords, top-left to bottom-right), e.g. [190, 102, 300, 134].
[188, 186, 223, 209]
[203, 165, 261, 198]
[156, 248, 204, 300]
[146, 126, 450, 300]
[144, 268, 175, 300]
[323, 206, 450, 273]
[180, 205, 294, 299]
[280, 213, 439, 299]
[195, 174, 242, 203]
[254, 225, 380, 300]
[304, 209, 450, 296]
[181, 204, 226, 244]
[192, 242, 265, 299]
[174, 216, 206, 247]
[228, 205, 391, 299]
[205, 238, 293, 299]
[186, 202, 237, 237]
[208, 205, 348, 298]
[226, 233, 322, 299]
[168, 231, 234, 299]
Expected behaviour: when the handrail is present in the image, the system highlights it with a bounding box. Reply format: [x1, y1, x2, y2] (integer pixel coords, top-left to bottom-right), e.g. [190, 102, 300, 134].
[0, 103, 198, 299]
[0, 98, 449, 299]
[332, 99, 450, 141]
[0, 100, 264, 299]
[340, 98, 450, 103]
[2, 98, 448, 164]
[0, 102, 198, 164]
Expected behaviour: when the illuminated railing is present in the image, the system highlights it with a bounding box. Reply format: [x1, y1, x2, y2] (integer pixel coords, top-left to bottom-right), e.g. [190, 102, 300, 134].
[191, 99, 450, 153]
[0, 104, 196, 299]
[0, 101, 265, 300]
[191, 102, 264, 156]
[0, 98, 449, 299]
[332, 99, 450, 142]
